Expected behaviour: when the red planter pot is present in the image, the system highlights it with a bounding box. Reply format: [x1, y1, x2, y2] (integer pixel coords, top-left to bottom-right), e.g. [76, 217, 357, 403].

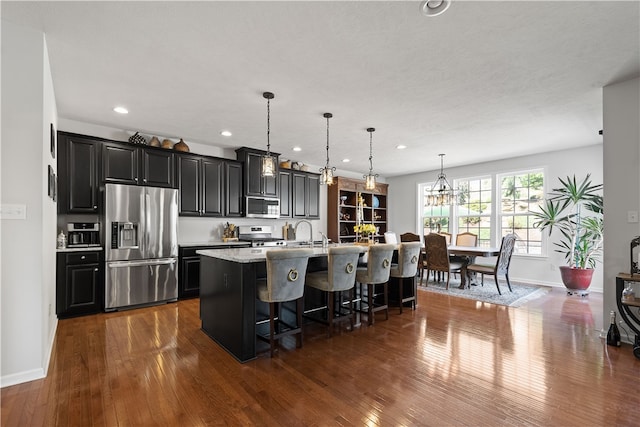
[559, 266, 594, 291]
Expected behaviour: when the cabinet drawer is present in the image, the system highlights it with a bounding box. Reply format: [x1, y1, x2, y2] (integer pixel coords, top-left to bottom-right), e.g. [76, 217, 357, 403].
[66, 252, 100, 264]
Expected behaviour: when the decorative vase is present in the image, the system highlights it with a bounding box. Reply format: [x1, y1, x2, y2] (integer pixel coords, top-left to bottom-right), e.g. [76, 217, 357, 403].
[174, 138, 189, 152]
[149, 136, 161, 147]
[559, 266, 594, 293]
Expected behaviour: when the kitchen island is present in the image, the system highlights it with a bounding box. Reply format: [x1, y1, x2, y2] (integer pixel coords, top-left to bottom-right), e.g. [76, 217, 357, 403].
[197, 245, 365, 362]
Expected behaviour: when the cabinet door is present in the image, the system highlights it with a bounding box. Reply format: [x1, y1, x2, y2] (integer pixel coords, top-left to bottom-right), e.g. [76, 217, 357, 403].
[292, 173, 307, 218]
[103, 142, 139, 185]
[142, 149, 175, 188]
[245, 151, 264, 196]
[307, 174, 320, 218]
[177, 155, 201, 215]
[225, 161, 243, 217]
[61, 136, 99, 213]
[202, 158, 223, 216]
[279, 170, 291, 218]
[66, 263, 101, 312]
[179, 256, 201, 298]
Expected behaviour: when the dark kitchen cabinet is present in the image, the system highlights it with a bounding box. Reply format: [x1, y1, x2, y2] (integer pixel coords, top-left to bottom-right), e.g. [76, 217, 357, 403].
[279, 170, 291, 218]
[57, 132, 101, 214]
[103, 141, 175, 188]
[56, 250, 103, 318]
[177, 154, 242, 217]
[179, 244, 250, 299]
[236, 147, 279, 198]
[292, 171, 320, 219]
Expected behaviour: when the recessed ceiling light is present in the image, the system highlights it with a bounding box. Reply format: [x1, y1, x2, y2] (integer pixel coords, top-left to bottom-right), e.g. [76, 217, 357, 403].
[113, 106, 128, 114]
[342, 159, 350, 163]
[420, 0, 451, 17]
[293, 146, 302, 152]
[220, 130, 232, 137]
[396, 145, 407, 150]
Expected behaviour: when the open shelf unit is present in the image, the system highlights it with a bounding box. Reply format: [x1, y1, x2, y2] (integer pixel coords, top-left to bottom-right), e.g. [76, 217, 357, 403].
[327, 176, 388, 244]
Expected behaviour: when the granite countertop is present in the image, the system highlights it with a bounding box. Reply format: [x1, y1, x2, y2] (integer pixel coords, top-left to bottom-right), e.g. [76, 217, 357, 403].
[197, 244, 365, 264]
[179, 240, 251, 248]
[56, 246, 103, 253]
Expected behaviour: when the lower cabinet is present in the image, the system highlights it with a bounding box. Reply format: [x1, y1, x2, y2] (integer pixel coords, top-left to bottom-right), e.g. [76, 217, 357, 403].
[56, 251, 104, 318]
[179, 244, 250, 299]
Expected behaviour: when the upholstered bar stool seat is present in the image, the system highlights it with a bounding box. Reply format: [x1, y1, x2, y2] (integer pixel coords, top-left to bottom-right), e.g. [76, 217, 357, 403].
[355, 244, 395, 326]
[256, 248, 313, 357]
[305, 246, 362, 336]
[389, 242, 422, 313]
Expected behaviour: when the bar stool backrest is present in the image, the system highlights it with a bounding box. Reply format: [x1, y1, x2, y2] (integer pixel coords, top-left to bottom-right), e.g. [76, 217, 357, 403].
[327, 246, 362, 292]
[264, 249, 313, 302]
[394, 242, 422, 278]
[364, 244, 396, 284]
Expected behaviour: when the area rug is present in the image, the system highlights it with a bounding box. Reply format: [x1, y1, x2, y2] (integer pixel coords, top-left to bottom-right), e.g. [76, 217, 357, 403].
[418, 276, 551, 307]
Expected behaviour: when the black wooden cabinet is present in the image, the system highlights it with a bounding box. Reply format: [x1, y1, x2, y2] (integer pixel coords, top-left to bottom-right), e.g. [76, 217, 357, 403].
[292, 171, 320, 219]
[236, 147, 279, 198]
[279, 170, 291, 218]
[103, 141, 175, 188]
[57, 132, 101, 214]
[177, 154, 242, 217]
[56, 251, 103, 318]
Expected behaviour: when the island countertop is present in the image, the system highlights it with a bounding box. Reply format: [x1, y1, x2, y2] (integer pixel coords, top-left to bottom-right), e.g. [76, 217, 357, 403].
[197, 244, 365, 263]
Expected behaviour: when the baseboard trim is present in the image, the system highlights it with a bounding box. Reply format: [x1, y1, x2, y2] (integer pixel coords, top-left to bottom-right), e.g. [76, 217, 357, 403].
[1, 368, 45, 388]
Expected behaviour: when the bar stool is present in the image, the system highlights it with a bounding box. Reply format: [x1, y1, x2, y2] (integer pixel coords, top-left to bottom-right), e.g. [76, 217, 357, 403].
[305, 246, 362, 336]
[356, 244, 395, 326]
[389, 242, 422, 313]
[256, 248, 313, 357]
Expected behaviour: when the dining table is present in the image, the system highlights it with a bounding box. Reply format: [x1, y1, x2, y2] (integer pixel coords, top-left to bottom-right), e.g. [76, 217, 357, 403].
[447, 245, 501, 289]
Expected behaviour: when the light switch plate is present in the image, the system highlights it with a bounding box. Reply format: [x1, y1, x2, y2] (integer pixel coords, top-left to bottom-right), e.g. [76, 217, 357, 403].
[628, 211, 639, 223]
[0, 204, 27, 220]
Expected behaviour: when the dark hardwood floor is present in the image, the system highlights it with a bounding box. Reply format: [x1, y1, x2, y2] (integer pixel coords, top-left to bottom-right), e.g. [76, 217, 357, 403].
[2, 287, 639, 426]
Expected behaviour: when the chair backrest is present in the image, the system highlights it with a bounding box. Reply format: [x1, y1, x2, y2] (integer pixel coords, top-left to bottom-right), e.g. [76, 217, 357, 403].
[424, 233, 451, 272]
[495, 234, 517, 275]
[400, 232, 421, 243]
[384, 232, 398, 244]
[265, 248, 313, 302]
[438, 232, 452, 245]
[395, 242, 422, 277]
[455, 232, 478, 247]
[364, 243, 396, 284]
[327, 246, 362, 292]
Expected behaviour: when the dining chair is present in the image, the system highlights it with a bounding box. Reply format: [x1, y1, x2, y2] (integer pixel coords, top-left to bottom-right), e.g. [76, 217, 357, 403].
[256, 248, 313, 357]
[305, 246, 362, 337]
[423, 233, 464, 289]
[455, 232, 478, 247]
[356, 244, 395, 325]
[384, 232, 398, 244]
[389, 242, 422, 313]
[466, 234, 517, 295]
[438, 232, 452, 245]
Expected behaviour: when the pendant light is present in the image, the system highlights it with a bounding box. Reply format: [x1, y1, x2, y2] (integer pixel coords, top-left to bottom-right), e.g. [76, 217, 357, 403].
[319, 112, 336, 185]
[425, 153, 458, 206]
[261, 91, 275, 177]
[364, 127, 378, 190]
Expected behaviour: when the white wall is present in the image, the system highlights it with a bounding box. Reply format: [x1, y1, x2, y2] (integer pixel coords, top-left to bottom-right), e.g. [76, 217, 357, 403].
[386, 144, 604, 291]
[603, 76, 640, 342]
[1, 21, 58, 387]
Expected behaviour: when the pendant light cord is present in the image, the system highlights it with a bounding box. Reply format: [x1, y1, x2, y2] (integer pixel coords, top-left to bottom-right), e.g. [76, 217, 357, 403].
[266, 97, 271, 156]
[325, 114, 330, 166]
[368, 129, 374, 174]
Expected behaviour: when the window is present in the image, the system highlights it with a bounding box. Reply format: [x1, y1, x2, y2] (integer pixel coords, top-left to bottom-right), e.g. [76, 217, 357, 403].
[455, 176, 492, 247]
[418, 168, 545, 256]
[498, 170, 544, 255]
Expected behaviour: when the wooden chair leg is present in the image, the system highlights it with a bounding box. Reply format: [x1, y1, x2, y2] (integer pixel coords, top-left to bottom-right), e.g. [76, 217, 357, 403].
[383, 282, 389, 321]
[445, 272, 450, 290]
[349, 287, 355, 331]
[495, 276, 502, 295]
[296, 297, 303, 348]
[412, 276, 417, 309]
[398, 277, 403, 314]
[327, 291, 334, 337]
[367, 283, 374, 326]
[505, 274, 513, 292]
[269, 302, 276, 357]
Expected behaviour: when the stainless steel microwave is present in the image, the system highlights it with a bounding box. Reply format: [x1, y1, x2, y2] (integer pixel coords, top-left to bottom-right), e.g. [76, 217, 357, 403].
[246, 196, 280, 219]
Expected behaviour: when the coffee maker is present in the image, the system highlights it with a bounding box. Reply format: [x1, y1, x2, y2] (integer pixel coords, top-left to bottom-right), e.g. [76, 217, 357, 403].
[67, 222, 100, 247]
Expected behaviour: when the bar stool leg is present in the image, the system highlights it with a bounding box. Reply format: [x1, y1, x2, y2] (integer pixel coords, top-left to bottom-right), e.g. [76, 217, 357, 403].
[399, 277, 404, 314]
[383, 282, 389, 321]
[296, 297, 303, 348]
[367, 283, 374, 326]
[349, 287, 355, 331]
[327, 291, 334, 337]
[269, 302, 276, 357]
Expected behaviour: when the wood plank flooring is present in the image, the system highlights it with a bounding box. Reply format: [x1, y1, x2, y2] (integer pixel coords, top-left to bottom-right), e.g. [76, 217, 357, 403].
[3, 287, 640, 426]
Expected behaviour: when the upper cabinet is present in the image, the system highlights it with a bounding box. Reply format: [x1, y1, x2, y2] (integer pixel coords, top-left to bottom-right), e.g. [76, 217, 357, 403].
[103, 141, 175, 188]
[57, 132, 101, 214]
[292, 171, 320, 219]
[177, 153, 243, 217]
[236, 147, 279, 198]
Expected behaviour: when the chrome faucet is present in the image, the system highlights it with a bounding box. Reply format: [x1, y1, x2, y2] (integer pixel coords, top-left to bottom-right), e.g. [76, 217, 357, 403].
[294, 220, 313, 247]
[319, 232, 329, 248]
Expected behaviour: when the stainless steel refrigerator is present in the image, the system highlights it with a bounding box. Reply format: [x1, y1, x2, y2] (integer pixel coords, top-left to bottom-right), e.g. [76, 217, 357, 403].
[105, 183, 178, 311]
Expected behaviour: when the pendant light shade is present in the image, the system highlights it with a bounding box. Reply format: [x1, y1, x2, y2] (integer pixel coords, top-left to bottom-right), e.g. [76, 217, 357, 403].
[319, 112, 336, 185]
[261, 91, 275, 177]
[364, 127, 378, 190]
[425, 153, 458, 206]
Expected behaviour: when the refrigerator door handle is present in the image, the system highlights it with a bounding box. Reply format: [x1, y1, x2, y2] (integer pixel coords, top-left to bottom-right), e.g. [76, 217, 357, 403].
[107, 258, 177, 268]
[145, 191, 151, 255]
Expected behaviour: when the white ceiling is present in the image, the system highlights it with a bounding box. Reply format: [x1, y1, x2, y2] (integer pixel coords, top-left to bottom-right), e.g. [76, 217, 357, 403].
[2, 1, 639, 177]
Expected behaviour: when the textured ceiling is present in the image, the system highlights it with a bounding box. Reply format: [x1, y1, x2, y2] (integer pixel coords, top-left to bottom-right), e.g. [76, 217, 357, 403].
[2, 1, 639, 176]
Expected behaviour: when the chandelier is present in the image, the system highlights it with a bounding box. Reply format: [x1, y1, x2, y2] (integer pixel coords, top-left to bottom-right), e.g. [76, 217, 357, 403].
[319, 113, 336, 185]
[261, 91, 275, 177]
[426, 154, 458, 206]
[364, 127, 378, 190]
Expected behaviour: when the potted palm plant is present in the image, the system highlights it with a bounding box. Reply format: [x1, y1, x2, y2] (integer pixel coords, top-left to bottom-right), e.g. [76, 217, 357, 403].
[532, 174, 603, 293]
